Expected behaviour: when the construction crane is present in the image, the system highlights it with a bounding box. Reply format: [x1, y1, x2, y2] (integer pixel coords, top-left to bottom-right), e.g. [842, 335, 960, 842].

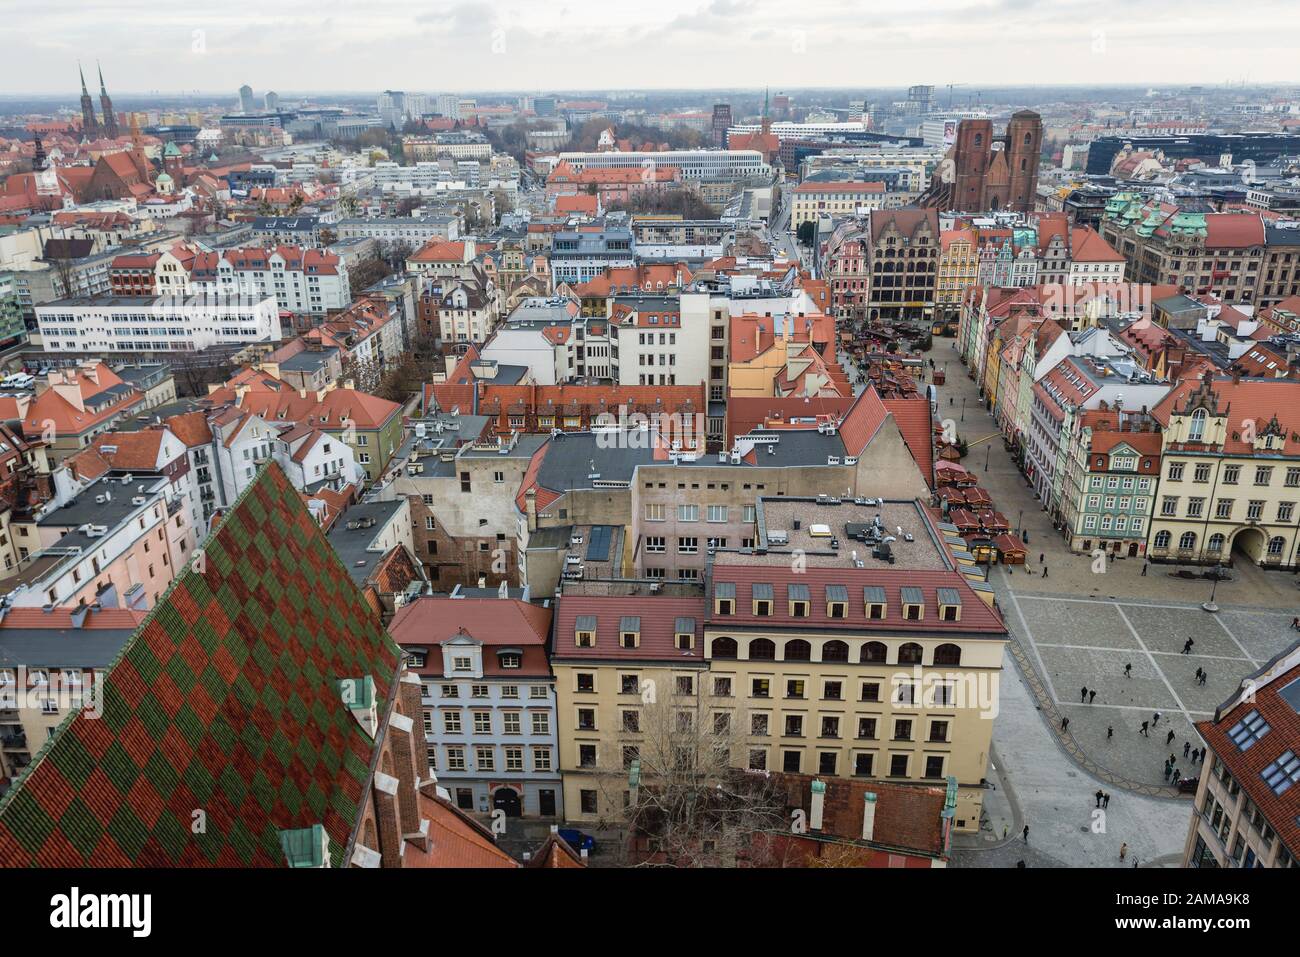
[946, 83, 966, 109]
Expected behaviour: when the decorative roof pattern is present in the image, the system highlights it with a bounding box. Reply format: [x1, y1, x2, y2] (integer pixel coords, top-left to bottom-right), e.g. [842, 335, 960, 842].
[0, 464, 401, 867]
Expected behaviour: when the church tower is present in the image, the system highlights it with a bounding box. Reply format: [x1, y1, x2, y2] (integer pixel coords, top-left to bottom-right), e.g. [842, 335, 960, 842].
[1005, 110, 1043, 214]
[78, 63, 99, 138]
[98, 62, 119, 139]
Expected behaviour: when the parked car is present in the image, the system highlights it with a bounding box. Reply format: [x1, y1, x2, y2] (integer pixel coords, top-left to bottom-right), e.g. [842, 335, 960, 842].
[558, 828, 596, 853]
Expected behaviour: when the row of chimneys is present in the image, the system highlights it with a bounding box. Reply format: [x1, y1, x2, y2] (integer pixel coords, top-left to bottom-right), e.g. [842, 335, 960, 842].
[808, 779, 878, 842]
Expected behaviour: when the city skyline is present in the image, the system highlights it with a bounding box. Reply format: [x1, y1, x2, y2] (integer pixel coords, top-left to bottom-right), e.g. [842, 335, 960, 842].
[2, 0, 1299, 95]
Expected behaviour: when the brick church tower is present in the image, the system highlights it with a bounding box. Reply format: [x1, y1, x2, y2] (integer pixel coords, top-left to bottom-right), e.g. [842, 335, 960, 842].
[1005, 110, 1043, 213]
[950, 119, 993, 211]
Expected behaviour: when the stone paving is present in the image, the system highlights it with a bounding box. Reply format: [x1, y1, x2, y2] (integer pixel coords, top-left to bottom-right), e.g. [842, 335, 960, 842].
[932, 342, 1300, 865]
[951, 643, 1190, 868]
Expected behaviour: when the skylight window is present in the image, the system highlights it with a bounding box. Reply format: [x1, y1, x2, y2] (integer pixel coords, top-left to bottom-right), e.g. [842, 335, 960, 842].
[1227, 709, 1270, 751]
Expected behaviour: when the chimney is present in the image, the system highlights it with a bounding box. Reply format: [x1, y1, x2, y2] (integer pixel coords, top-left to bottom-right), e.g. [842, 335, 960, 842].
[862, 791, 877, 842]
[525, 487, 537, 532]
[809, 779, 826, 832]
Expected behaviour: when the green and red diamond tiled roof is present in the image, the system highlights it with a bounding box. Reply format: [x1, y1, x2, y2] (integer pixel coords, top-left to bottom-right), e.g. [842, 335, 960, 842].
[0, 464, 401, 867]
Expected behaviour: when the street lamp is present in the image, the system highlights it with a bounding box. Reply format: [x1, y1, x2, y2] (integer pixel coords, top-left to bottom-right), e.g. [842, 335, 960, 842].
[1202, 564, 1224, 613]
[985, 443, 991, 472]
[961, 397, 966, 422]
[1016, 509, 1024, 534]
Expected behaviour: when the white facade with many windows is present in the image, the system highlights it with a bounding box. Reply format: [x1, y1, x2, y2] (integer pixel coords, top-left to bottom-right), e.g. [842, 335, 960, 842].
[35, 295, 282, 353]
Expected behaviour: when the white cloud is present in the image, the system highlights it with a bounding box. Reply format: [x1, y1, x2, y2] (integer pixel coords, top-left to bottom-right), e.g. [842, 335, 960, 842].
[0, 0, 1297, 93]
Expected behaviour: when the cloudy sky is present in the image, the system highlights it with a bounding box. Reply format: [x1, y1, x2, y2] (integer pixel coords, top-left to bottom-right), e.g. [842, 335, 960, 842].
[2, 0, 1298, 95]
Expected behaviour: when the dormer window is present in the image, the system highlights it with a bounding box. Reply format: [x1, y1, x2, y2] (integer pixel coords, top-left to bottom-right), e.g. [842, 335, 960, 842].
[675, 617, 696, 651]
[498, 651, 522, 669]
[864, 586, 887, 620]
[620, 616, 641, 649]
[826, 584, 848, 619]
[788, 583, 810, 617]
[574, 615, 597, 647]
[452, 656, 472, 672]
[1187, 408, 1207, 442]
[937, 587, 962, 622]
[752, 583, 774, 616]
[901, 587, 924, 621]
[714, 581, 735, 615]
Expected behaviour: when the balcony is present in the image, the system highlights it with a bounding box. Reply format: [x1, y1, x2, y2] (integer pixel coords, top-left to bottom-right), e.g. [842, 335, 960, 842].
[1, 730, 27, 750]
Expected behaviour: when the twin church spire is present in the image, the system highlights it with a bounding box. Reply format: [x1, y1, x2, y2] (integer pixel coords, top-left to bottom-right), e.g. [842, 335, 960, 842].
[77, 61, 119, 139]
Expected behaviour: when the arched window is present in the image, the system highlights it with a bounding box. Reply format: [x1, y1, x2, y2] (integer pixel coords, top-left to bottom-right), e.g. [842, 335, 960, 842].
[711, 636, 738, 659]
[1187, 408, 1207, 442]
[1024, 132, 1032, 146]
[933, 643, 962, 666]
[822, 640, 849, 662]
[1207, 533, 1225, 554]
[974, 133, 983, 147]
[750, 638, 775, 660]
[861, 641, 887, 663]
[898, 642, 923, 665]
[1268, 536, 1286, 556]
[1179, 531, 1197, 551]
[1154, 530, 1171, 549]
[784, 639, 812, 661]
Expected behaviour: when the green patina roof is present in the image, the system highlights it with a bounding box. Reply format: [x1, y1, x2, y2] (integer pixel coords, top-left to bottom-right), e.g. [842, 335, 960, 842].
[279, 823, 327, 867]
[0, 464, 401, 867]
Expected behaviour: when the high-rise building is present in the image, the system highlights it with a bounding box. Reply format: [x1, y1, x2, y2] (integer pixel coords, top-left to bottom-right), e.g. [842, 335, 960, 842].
[264, 90, 279, 111]
[239, 83, 255, 113]
[907, 84, 935, 115]
[711, 103, 733, 147]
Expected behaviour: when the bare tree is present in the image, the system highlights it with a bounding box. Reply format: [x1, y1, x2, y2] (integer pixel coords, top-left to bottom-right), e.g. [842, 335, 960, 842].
[584, 684, 788, 867]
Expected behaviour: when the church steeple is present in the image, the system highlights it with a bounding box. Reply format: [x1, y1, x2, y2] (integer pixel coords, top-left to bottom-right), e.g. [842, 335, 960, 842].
[97, 61, 119, 139]
[32, 132, 47, 172]
[78, 62, 99, 138]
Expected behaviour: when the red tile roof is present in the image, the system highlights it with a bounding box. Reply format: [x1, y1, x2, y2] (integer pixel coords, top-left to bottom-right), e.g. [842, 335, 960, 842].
[1196, 646, 1300, 860]
[403, 792, 520, 868]
[553, 594, 708, 661]
[836, 387, 890, 458]
[708, 565, 1006, 635]
[1151, 376, 1300, 455]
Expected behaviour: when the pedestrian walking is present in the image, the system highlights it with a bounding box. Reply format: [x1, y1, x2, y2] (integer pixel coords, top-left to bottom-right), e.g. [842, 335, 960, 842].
[1292, 616, 1299, 630]
[1095, 789, 1104, 808]
[1061, 716, 1070, 732]
[1003, 824, 1009, 840]
[1198, 748, 1205, 764]
[1042, 566, 1048, 579]
[1124, 663, 1132, 678]
[1107, 725, 1114, 741]
[1153, 711, 1161, 727]
[1163, 765, 1172, 782]
[1081, 686, 1088, 703]
[1195, 667, 1204, 682]
[1023, 825, 1029, 843]
[1198, 671, 1207, 686]
[1166, 729, 1176, 746]
[1103, 793, 1111, 809]
[1141, 562, 1148, 576]
[1182, 638, 1194, 655]
[1039, 553, 1044, 564]
[1183, 741, 1191, 758]
[1119, 842, 1128, 862]
[1171, 768, 1181, 786]
[1140, 720, 1149, 736]
[1089, 689, 1097, 704]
